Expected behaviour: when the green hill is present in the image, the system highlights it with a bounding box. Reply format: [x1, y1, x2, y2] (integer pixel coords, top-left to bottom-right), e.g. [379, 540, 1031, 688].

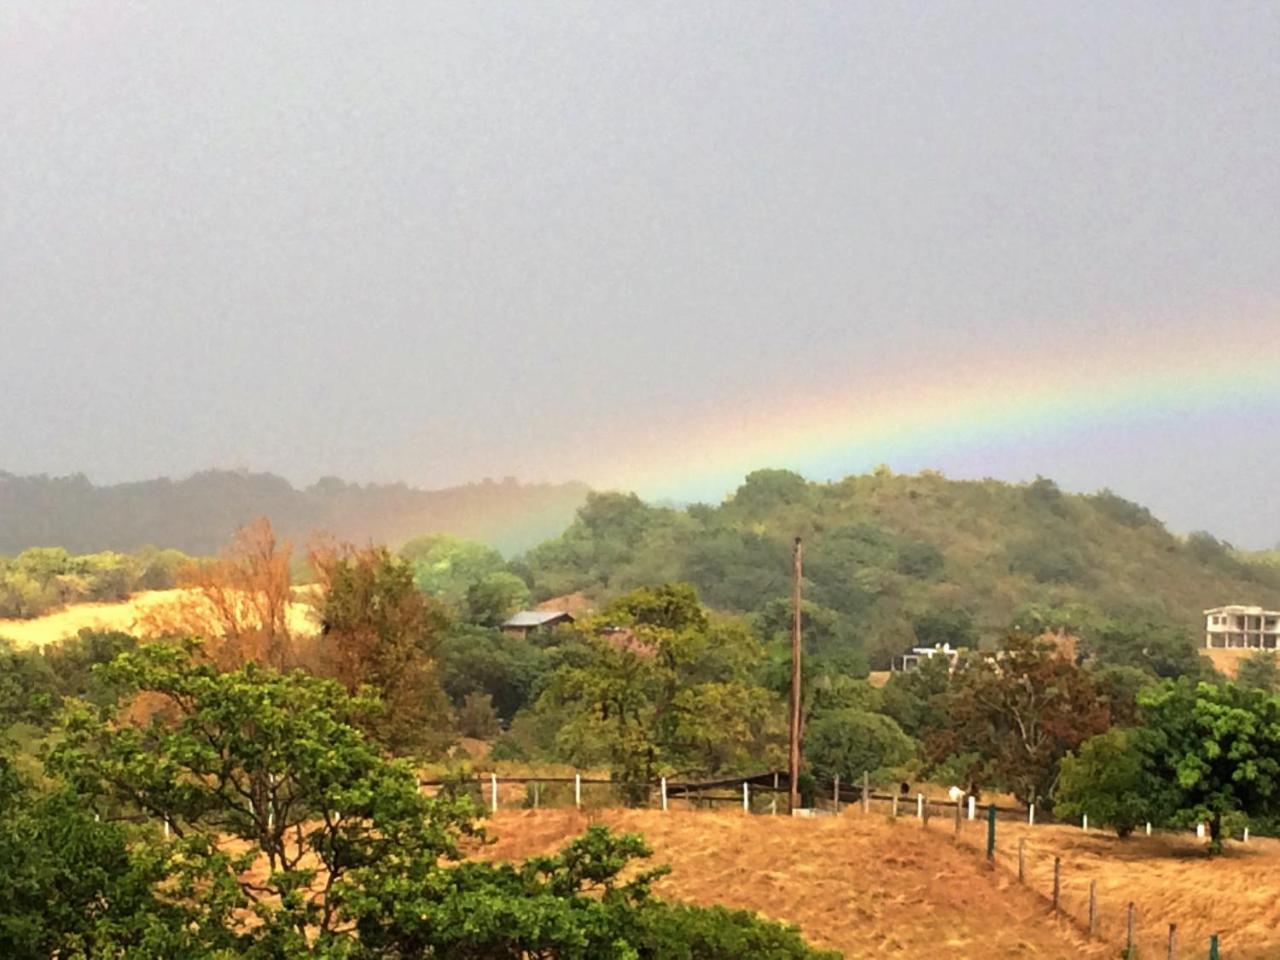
[518, 468, 1280, 668]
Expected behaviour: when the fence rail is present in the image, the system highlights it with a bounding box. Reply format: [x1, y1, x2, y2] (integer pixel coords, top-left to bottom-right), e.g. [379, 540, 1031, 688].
[424, 769, 1252, 957]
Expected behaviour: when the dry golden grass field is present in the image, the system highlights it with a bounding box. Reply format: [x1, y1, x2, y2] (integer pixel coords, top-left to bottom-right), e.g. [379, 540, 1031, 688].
[233, 805, 1278, 958]
[964, 819, 1280, 960]
[0, 589, 320, 649]
[478, 809, 1112, 959]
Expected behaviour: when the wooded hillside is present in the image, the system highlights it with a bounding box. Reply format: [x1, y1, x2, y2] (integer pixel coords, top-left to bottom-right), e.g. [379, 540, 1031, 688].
[519, 468, 1280, 667]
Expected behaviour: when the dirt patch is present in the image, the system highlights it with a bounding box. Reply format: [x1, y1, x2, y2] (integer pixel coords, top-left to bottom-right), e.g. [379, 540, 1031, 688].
[1205, 646, 1278, 679]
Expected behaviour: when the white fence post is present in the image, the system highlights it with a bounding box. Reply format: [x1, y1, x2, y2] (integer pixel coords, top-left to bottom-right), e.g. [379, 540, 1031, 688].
[574, 773, 582, 810]
[1029, 803, 1035, 826]
[490, 773, 498, 813]
[163, 818, 171, 839]
[1196, 822, 1205, 840]
[917, 793, 924, 820]
[1083, 813, 1088, 832]
[660, 776, 668, 812]
[743, 781, 750, 812]
[1145, 821, 1152, 836]
[1244, 827, 1250, 843]
[968, 795, 975, 821]
[833, 775, 840, 813]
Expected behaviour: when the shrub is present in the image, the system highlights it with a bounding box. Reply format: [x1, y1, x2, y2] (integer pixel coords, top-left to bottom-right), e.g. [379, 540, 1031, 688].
[458, 691, 501, 739]
[806, 709, 916, 783]
[1055, 728, 1164, 837]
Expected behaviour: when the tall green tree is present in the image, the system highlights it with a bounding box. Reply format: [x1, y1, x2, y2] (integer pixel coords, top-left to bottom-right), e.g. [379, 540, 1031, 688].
[465, 571, 532, 626]
[47, 644, 481, 956]
[1055, 728, 1166, 837]
[539, 585, 780, 788]
[0, 759, 204, 959]
[1138, 679, 1280, 850]
[401, 534, 506, 610]
[880, 654, 950, 739]
[438, 624, 553, 722]
[1091, 615, 1213, 681]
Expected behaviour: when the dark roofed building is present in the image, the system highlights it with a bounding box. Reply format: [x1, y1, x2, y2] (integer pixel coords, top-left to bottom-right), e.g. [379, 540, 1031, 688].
[501, 609, 574, 638]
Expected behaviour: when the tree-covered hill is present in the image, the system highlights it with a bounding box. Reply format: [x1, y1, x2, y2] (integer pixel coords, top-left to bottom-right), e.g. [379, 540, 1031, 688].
[0, 469, 588, 557]
[517, 468, 1280, 668]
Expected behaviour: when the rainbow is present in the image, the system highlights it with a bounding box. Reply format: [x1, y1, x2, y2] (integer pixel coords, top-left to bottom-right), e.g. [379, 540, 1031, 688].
[575, 313, 1280, 504]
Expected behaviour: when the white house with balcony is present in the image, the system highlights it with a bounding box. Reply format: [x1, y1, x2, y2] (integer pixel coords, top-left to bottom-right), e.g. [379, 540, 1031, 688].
[1204, 605, 1280, 649]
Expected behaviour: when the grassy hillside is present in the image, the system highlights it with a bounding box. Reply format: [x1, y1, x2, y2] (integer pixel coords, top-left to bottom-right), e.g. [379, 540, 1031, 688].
[0, 469, 588, 556]
[485, 808, 1280, 959]
[481, 809, 1108, 959]
[519, 468, 1280, 667]
[0, 588, 321, 650]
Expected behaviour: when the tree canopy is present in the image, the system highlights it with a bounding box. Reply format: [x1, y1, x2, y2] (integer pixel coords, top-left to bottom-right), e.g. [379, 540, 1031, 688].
[1137, 679, 1280, 848]
[527, 584, 780, 787]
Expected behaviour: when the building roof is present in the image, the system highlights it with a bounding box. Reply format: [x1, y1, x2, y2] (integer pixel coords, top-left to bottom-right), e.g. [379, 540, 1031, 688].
[1204, 605, 1275, 616]
[502, 610, 575, 628]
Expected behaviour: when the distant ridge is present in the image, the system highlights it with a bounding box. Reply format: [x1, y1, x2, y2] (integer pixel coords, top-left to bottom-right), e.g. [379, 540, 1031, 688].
[0, 469, 590, 556]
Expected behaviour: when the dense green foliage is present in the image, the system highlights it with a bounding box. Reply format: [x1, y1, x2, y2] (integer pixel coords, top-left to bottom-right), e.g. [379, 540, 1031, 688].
[0, 546, 190, 619]
[1055, 728, 1167, 837]
[352, 824, 836, 959]
[439, 624, 553, 723]
[804, 709, 916, 783]
[0, 762, 193, 958]
[1137, 679, 1280, 848]
[879, 655, 950, 739]
[517, 470, 1280, 669]
[514, 585, 781, 786]
[403, 535, 508, 609]
[0, 630, 139, 731]
[1055, 681, 1280, 848]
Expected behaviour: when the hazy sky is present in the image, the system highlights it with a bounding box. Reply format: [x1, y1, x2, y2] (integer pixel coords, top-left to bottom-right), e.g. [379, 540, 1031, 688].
[3, 2, 1278, 544]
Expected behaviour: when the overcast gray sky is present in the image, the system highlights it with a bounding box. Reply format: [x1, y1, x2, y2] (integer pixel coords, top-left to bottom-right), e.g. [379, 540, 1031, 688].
[2, 2, 1278, 544]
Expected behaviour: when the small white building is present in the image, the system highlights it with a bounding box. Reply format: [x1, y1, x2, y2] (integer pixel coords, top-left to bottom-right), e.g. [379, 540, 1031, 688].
[891, 642, 962, 673]
[1204, 605, 1280, 649]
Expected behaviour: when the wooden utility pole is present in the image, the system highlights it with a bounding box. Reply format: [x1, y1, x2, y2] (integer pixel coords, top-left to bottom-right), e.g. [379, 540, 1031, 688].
[788, 537, 803, 813]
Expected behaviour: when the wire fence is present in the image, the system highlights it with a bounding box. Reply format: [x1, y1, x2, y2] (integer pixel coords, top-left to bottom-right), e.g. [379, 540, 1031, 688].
[427, 770, 1256, 958]
[966, 822, 1219, 958]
